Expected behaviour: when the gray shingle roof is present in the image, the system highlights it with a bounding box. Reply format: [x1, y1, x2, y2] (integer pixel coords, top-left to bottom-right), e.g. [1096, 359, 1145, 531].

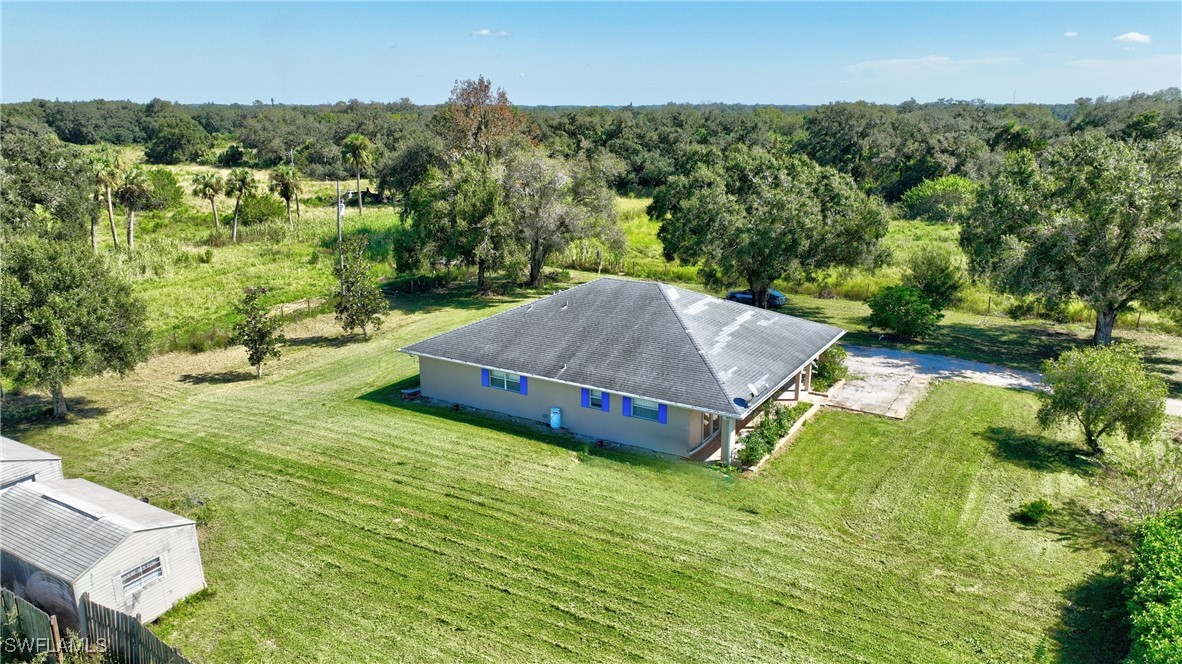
[1, 436, 61, 462]
[401, 278, 844, 417]
[0, 479, 194, 581]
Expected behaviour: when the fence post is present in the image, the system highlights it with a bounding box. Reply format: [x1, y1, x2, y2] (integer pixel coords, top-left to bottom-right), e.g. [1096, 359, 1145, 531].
[49, 614, 62, 659]
[77, 592, 89, 643]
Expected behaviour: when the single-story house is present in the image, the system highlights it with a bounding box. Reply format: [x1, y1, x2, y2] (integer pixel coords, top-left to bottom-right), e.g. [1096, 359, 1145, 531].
[400, 277, 844, 464]
[0, 478, 206, 630]
[1, 436, 64, 490]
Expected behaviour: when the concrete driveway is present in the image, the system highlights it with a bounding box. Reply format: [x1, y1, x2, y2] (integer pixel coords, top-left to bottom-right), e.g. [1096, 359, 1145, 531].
[830, 345, 1182, 420]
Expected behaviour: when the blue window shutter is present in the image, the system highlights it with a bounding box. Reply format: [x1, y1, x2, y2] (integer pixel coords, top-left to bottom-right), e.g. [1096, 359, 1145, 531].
[601, 393, 610, 413]
[481, 368, 489, 387]
[622, 397, 632, 417]
[581, 388, 590, 408]
[657, 404, 668, 424]
[519, 376, 528, 395]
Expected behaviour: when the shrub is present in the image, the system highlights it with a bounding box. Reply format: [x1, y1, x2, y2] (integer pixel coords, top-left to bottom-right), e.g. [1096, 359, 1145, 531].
[1125, 510, 1182, 663]
[237, 193, 285, 227]
[901, 175, 979, 223]
[142, 167, 184, 211]
[867, 285, 943, 339]
[736, 403, 811, 467]
[812, 346, 849, 392]
[903, 249, 967, 311]
[218, 144, 246, 167]
[1012, 499, 1055, 525]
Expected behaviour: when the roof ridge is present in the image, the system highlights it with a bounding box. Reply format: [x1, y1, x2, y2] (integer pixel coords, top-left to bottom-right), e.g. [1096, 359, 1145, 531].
[656, 282, 740, 416]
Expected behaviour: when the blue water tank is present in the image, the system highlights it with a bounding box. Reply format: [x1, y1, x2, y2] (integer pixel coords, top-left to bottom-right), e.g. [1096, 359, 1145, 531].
[549, 407, 562, 429]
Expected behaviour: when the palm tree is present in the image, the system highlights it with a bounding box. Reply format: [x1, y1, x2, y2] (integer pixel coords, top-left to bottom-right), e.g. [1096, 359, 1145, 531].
[225, 168, 256, 242]
[116, 167, 152, 251]
[93, 145, 123, 249]
[191, 171, 225, 232]
[341, 133, 373, 217]
[268, 165, 302, 229]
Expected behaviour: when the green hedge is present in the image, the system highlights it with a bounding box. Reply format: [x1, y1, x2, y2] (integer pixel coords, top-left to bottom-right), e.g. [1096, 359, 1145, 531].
[737, 402, 812, 467]
[1126, 509, 1182, 663]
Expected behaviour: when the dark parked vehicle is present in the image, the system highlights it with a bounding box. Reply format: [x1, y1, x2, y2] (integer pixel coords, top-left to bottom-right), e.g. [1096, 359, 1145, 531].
[725, 288, 787, 308]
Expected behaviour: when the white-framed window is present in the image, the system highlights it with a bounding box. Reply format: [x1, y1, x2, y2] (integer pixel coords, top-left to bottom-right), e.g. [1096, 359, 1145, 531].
[489, 370, 521, 392]
[589, 389, 604, 409]
[701, 412, 720, 441]
[121, 557, 163, 593]
[632, 398, 661, 422]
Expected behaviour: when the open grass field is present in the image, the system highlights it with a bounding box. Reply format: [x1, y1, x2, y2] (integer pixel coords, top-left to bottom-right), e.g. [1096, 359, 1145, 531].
[6, 289, 1126, 663]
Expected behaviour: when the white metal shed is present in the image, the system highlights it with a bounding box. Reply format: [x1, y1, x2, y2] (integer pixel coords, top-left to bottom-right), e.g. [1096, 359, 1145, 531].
[0, 478, 205, 630]
[0, 436, 64, 489]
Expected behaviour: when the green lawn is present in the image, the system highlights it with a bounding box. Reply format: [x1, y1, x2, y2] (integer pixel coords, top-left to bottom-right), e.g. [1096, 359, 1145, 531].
[7, 291, 1124, 663]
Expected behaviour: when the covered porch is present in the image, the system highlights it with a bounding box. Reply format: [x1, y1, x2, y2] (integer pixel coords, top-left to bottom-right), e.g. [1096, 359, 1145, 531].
[689, 364, 817, 464]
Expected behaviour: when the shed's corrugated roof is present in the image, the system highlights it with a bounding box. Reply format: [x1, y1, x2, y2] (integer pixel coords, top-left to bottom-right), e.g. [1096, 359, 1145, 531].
[0, 479, 194, 582]
[401, 278, 843, 417]
[1, 436, 61, 462]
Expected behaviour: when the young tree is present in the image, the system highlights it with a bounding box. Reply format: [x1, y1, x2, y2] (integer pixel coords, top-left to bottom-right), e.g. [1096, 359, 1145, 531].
[501, 151, 617, 287]
[1038, 344, 1167, 454]
[230, 287, 285, 377]
[962, 133, 1182, 346]
[331, 235, 386, 339]
[652, 147, 888, 308]
[116, 166, 152, 251]
[431, 76, 525, 161]
[903, 249, 967, 311]
[341, 133, 373, 216]
[1, 237, 150, 417]
[409, 155, 511, 292]
[190, 171, 225, 231]
[268, 165, 302, 229]
[92, 144, 123, 248]
[376, 131, 447, 223]
[224, 168, 256, 242]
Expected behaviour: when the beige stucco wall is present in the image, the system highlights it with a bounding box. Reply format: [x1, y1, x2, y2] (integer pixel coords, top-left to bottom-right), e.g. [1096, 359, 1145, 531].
[417, 356, 700, 456]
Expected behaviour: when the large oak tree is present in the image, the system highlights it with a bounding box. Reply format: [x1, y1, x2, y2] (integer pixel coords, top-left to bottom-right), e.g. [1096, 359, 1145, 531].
[651, 146, 888, 308]
[962, 132, 1182, 345]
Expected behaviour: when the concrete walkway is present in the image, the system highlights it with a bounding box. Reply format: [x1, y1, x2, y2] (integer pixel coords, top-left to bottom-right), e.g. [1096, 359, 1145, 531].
[832, 345, 1182, 419]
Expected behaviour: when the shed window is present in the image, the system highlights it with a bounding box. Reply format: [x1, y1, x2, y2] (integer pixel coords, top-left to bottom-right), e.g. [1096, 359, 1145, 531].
[488, 370, 521, 393]
[632, 398, 661, 422]
[121, 557, 163, 593]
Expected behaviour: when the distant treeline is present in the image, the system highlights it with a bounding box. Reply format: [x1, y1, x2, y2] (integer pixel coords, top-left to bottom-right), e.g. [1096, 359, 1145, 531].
[3, 88, 1179, 200]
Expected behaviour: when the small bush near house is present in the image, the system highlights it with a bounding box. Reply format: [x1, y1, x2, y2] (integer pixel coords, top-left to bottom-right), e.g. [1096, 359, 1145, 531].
[867, 285, 943, 339]
[737, 402, 811, 467]
[1125, 509, 1182, 663]
[1012, 499, 1055, 525]
[812, 346, 849, 392]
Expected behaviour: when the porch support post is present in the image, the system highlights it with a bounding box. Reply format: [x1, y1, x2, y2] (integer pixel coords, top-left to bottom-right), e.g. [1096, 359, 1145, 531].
[805, 363, 813, 393]
[794, 372, 801, 400]
[721, 417, 736, 466]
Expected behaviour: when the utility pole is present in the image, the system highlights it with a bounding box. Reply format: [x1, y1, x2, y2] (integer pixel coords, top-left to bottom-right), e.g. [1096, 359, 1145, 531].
[336, 180, 345, 296]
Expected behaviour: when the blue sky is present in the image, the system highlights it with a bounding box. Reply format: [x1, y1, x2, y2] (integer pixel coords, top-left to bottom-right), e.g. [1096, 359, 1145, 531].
[2, 2, 1179, 105]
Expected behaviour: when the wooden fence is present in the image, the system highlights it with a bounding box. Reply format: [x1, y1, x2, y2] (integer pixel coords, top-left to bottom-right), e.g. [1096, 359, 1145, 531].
[1, 588, 59, 660]
[78, 593, 190, 664]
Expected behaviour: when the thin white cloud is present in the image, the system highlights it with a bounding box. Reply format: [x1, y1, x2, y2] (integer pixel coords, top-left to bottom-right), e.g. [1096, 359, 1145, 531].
[1114, 32, 1151, 44]
[1064, 31, 1078, 38]
[472, 28, 509, 38]
[845, 55, 1017, 77]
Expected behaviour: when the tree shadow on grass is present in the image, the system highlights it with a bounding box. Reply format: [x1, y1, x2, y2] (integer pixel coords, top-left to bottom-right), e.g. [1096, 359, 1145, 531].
[177, 371, 256, 385]
[982, 427, 1097, 475]
[0, 393, 109, 432]
[284, 334, 354, 350]
[1042, 499, 1130, 553]
[358, 376, 690, 474]
[1049, 564, 1129, 664]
